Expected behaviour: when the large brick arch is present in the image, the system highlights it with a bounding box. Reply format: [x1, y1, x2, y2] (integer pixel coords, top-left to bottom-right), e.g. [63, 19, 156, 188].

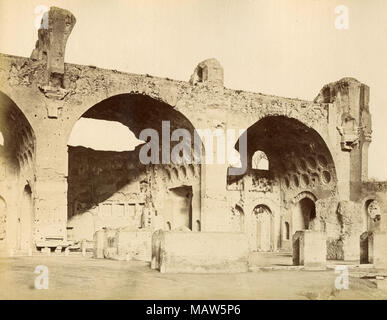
[0, 91, 36, 252]
[0, 91, 36, 171]
[233, 115, 337, 202]
[65, 92, 203, 152]
[63, 89, 194, 144]
[0, 91, 37, 141]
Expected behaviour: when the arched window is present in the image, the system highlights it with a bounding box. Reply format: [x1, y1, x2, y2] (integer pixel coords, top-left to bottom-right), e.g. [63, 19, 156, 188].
[228, 149, 242, 168]
[230, 205, 244, 232]
[195, 220, 201, 232]
[366, 199, 381, 232]
[284, 221, 290, 240]
[253, 204, 274, 251]
[252, 150, 269, 170]
[293, 197, 316, 232]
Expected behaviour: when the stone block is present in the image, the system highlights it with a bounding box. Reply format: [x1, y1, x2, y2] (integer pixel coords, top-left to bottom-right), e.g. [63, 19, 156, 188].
[151, 229, 164, 270]
[93, 229, 105, 259]
[93, 228, 152, 261]
[152, 231, 249, 273]
[293, 230, 327, 269]
[343, 232, 361, 261]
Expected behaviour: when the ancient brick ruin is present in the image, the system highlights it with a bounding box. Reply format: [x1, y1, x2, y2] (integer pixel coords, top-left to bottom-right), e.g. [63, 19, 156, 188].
[0, 7, 386, 270]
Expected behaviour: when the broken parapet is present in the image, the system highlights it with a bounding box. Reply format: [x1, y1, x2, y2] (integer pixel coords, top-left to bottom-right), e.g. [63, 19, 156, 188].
[152, 231, 249, 273]
[93, 227, 152, 262]
[314, 77, 371, 152]
[31, 6, 76, 87]
[190, 58, 224, 87]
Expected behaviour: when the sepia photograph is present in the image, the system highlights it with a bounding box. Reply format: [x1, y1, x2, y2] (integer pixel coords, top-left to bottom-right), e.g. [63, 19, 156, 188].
[0, 0, 386, 305]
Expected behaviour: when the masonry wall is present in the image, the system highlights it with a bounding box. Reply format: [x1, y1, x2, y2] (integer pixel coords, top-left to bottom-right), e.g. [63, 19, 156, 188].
[0, 7, 381, 257]
[67, 145, 201, 244]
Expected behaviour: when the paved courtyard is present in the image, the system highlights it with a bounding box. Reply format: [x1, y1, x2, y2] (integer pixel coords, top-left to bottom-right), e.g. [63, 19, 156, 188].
[0, 254, 386, 300]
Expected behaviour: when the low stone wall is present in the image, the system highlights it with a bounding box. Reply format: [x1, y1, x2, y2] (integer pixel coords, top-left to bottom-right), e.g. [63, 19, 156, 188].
[93, 227, 152, 261]
[151, 231, 249, 273]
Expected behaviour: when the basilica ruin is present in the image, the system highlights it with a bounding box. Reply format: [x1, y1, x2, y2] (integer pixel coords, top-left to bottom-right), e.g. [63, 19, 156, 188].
[0, 7, 386, 271]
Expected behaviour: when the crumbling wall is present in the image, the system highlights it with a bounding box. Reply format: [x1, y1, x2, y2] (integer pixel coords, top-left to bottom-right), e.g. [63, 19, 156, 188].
[227, 168, 282, 251]
[68, 145, 201, 244]
[226, 114, 338, 252]
[360, 181, 387, 232]
[316, 197, 364, 260]
[0, 6, 373, 255]
[0, 92, 36, 255]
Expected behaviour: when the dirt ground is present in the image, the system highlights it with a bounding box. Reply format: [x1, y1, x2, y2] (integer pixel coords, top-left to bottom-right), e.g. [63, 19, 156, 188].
[0, 254, 386, 300]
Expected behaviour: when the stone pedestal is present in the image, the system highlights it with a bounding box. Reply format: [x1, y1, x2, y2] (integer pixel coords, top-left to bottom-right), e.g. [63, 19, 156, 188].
[152, 231, 249, 273]
[343, 232, 361, 261]
[293, 230, 327, 269]
[93, 230, 105, 259]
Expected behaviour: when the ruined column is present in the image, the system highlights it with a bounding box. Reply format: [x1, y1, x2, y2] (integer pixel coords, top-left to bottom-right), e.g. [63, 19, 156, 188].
[314, 78, 371, 201]
[31, 6, 76, 89]
[201, 163, 229, 231]
[190, 59, 229, 232]
[30, 7, 76, 247]
[293, 230, 327, 270]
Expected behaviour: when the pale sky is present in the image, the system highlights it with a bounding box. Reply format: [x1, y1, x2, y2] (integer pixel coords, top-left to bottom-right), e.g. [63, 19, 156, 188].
[0, 0, 386, 179]
[68, 118, 144, 151]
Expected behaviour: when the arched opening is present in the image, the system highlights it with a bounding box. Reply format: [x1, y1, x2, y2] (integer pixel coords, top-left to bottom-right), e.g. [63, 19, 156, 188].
[230, 205, 244, 232]
[252, 150, 269, 170]
[284, 221, 290, 240]
[292, 197, 316, 234]
[252, 204, 274, 252]
[230, 116, 336, 251]
[167, 186, 193, 230]
[364, 199, 381, 233]
[0, 92, 36, 253]
[17, 184, 33, 252]
[0, 92, 36, 173]
[66, 94, 203, 243]
[195, 219, 201, 232]
[233, 116, 336, 198]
